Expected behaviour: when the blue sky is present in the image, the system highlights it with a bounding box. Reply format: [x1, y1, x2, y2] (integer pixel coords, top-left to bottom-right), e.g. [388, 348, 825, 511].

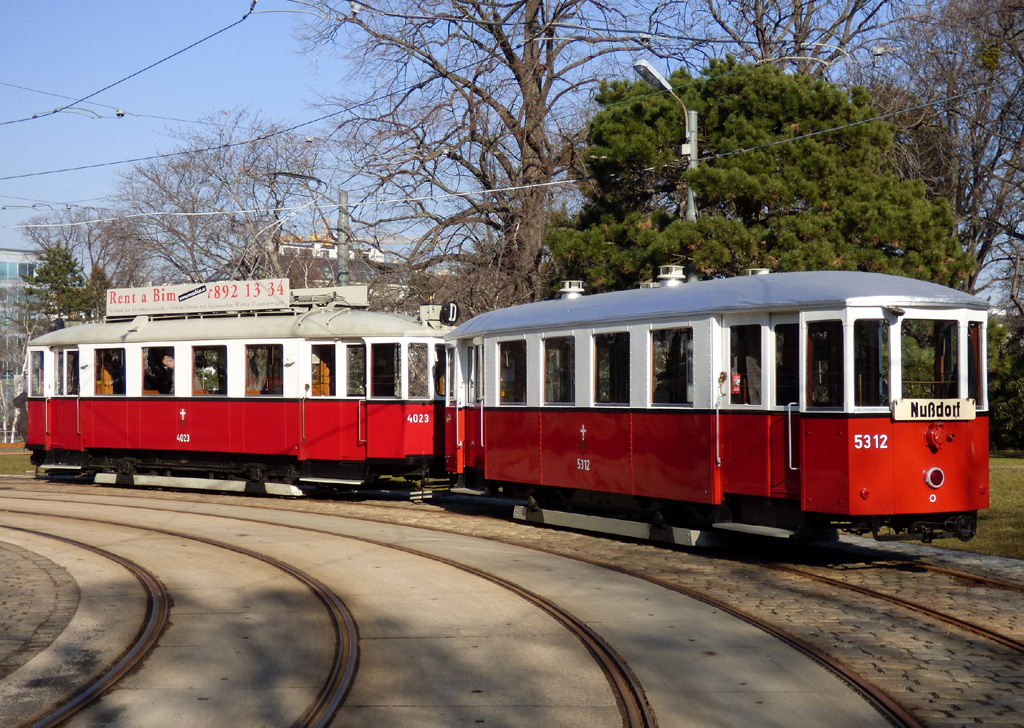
[0, 1, 347, 249]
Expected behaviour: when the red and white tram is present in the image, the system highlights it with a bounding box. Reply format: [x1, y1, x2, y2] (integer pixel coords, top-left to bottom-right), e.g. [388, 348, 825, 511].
[27, 281, 448, 495]
[444, 270, 989, 541]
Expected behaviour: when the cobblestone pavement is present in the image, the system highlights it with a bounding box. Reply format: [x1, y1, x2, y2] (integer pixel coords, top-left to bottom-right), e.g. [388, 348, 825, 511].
[2, 479, 1023, 727]
[0, 539, 79, 680]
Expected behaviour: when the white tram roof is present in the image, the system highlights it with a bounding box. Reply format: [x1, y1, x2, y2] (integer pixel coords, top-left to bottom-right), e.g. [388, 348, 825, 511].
[449, 272, 988, 339]
[30, 308, 441, 348]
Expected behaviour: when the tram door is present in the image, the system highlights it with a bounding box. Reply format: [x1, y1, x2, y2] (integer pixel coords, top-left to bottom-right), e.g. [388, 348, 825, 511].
[444, 343, 461, 472]
[48, 349, 83, 452]
[769, 319, 802, 499]
[464, 342, 486, 473]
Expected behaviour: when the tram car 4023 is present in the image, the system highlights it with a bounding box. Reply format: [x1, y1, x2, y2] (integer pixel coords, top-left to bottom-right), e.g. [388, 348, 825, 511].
[443, 270, 990, 542]
[26, 280, 449, 496]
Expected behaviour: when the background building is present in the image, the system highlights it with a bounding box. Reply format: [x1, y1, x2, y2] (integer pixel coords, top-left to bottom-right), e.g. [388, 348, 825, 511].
[1, 247, 37, 443]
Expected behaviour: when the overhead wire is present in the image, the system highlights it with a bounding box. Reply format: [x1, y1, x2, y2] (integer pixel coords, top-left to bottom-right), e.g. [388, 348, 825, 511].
[3, 73, 1012, 233]
[0, 3, 258, 128]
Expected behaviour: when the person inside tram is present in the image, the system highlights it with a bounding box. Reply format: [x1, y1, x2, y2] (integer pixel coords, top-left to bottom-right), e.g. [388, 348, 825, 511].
[144, 349, 175, 395]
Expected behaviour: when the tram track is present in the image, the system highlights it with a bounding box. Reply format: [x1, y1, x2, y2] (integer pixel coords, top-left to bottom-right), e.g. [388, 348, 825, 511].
[0, 492, 651, 728]
[0, 508, 357, 728]
[5, 481, 1023, 727]
[1, 527, 169, 728]
[761, 562, 1024, 655]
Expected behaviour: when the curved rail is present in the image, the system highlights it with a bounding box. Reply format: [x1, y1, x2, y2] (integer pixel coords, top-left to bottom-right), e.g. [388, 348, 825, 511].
[337, 532, 656, 728]
[2, 512, 357, 728]
[1, 527, 171, 728]
[764, 563, 1024, 654]
[1, 493, 651, 728]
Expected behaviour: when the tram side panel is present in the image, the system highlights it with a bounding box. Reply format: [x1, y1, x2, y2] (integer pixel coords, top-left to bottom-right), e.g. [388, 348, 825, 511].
[631, 411, 719, 504]
[26, 399, 46, 450]
[535, 410, 634, 495]
[886, 417, 989, 516]
[303, 400, 366, 462]
[718, 413, 773, 499]
[484, 408, 541, 484]
[800, 416, 989, 518]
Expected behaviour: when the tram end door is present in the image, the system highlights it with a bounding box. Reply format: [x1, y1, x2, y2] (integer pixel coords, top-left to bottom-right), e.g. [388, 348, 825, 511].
[444, 343, 464, 474]
[769, 319, 802, 500]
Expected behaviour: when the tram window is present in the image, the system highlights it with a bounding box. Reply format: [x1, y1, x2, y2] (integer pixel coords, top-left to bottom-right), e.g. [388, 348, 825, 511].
[347, 344, 366, 397]
[652, 328, 692, 405]
[95, 348, 125, 395]
[246, 344, 283, 396]
[409, 343, 429, 399]
[545, 337, 575, 404]
[902, 320, 957, 399]
[807, 321, 843, 408]
[193, 346, 227, 396]
[446, 347, 456, 401]
[471, 345, 484, 402]
[595, 332, 630, 405]
[311, 345, 336, 396]
[730, 325, 762, 405]
[30, 351, 44, 396]
[56, 354, 64, 396]
[371, 343, 401, 398]
[143, 346, 175, 395]
[499, 340, 527, 404]
[775, 324, 799, 406]
[854, 320, 890, 407]
[968, 322, 982, 404]
[434, 344, 446, 400]
[66, 351, 79, 396]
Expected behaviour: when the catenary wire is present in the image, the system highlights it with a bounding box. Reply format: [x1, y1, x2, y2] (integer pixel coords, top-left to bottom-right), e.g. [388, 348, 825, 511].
[0, 3, 258, 128]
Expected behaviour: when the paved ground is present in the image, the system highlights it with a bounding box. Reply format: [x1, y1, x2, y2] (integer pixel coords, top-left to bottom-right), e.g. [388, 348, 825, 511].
[0, 539, 80, 680]
[2, 483, 1021, 728]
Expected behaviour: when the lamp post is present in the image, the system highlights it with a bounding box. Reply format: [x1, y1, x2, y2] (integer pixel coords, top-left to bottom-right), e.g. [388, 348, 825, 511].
[632, 59, 698, 222]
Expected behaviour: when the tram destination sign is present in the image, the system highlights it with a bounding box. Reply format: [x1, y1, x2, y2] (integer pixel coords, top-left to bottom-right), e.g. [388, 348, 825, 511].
[106, 279, 290, 317]
[892, 398, 976, 422]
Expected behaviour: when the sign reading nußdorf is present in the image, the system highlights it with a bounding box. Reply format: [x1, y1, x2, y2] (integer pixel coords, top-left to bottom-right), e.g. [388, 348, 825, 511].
[892, 398, 976, 421]
[106, 279, 290, 317]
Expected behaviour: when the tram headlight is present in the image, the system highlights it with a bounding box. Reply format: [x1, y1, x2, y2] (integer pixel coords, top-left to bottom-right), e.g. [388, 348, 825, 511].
[925, 467, 945, 489]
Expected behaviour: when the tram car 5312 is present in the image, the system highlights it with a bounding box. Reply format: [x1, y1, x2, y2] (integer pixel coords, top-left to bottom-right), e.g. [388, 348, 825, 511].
[26, 280, 449, 495]
[443, 270, 989, 542]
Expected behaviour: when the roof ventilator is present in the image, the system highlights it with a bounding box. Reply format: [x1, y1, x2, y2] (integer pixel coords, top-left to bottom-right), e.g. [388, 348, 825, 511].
[657, 265, 686, 287]
[559, 280, 585, 300]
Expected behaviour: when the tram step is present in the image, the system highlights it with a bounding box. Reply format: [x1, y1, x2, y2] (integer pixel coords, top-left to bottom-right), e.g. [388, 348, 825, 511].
[95, 472, 306, 497]
[512, 505, 728, 547]
[711, 522, 800, 539]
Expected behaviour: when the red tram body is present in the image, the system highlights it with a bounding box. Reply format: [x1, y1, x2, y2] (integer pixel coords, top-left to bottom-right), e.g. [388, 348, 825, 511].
[444, 271, 990, 541]
[27, 283, 448, 495]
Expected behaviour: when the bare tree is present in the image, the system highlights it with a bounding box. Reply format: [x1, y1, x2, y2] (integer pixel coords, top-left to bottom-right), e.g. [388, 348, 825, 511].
[294, 0, 663, 311]
[22, 206, 154, 287]
[110, 110, 337, 283]
[854, 0, 1023, 299]
[656, 0, 908, 76]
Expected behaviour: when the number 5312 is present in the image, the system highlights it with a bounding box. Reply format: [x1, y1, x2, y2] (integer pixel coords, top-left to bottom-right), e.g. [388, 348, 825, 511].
[854, 434, 888, 450]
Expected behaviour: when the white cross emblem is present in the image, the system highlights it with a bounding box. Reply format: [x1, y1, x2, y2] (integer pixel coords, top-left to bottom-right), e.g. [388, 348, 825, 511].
[580, 424, 587, 441]
[180, 409, 187, 422]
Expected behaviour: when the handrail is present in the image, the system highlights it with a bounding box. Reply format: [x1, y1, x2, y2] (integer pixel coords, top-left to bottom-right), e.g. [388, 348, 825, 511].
[787, 402, 800, 471]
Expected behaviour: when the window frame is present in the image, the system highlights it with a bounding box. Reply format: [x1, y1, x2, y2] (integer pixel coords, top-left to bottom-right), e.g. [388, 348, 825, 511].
[593, 330, 630, 406]
[543, 334, 576, 406]
[650, 326, 694, 407]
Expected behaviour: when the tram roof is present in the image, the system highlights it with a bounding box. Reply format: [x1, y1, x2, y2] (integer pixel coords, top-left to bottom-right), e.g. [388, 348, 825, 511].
[29, 307, 442, 348]
[448, 271, 989, 338]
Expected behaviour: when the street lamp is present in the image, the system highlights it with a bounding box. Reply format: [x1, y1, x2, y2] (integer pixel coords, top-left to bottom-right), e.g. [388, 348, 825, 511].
[632, 59, 698, 222]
